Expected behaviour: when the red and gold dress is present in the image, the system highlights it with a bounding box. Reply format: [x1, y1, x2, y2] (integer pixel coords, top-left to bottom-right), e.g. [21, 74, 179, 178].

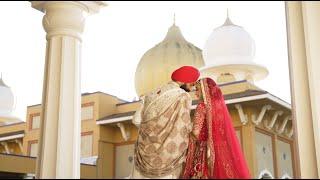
[181, 78, 251, 179]
[182, 103, 210, 179]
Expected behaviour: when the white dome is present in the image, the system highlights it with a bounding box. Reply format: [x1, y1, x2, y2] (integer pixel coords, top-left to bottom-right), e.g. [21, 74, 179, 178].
[0, 78, 14, 115]
[201, 15, 268, 83]
[203, 18, 255, 67]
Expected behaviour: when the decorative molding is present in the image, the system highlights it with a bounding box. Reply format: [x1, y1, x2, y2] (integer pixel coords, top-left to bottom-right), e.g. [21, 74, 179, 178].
[252, 105, 272, 125]
[31, 1, 106, 41]
[277, 115, 291, 134]
[31, 1, 107, 14]
[286, 126, 294, 138]
[14, 139, 23, 152]
[258, 169, 274, 179]
[117, 123, 130, 141]
[81, 102, 95, 108]
[0, 142, 10, 154]
[0, 133, 24, 142]
[281, 173, 292, 179]
[234, 104, 248, 125]
[97, 93, 291, 125]
[265, 111, 284, 130]
[97, 116, 133, 125]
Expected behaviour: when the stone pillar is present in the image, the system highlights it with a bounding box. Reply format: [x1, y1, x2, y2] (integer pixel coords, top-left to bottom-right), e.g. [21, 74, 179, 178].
[30, 1, 106, 179]
[285, 1, 320, 178]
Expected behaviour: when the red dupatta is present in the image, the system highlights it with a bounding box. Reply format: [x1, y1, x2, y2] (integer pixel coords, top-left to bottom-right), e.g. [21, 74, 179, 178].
[182, 78, 251, 179]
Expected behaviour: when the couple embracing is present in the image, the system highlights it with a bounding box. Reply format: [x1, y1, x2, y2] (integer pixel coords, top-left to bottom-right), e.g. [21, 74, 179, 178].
[130, 66, 250, 179]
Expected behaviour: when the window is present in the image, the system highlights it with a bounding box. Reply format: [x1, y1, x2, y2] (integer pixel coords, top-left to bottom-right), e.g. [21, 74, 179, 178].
[28, 141, 38, 157]
[81, 132, 93, 157]
[277, 139, 293, 178]
[31, 115, 40, 129]
[81, 103, 94, 121]
[255, 131, 275, 176]
[29, 113, 40, 130]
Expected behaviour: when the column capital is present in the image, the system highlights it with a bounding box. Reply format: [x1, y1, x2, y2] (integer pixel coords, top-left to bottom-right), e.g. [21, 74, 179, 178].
[30, 1, 107, 40]
[31, 1, 107, 14]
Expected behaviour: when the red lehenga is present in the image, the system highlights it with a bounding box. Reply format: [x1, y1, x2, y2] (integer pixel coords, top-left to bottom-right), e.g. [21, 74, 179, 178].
[181, 78, 251, 179]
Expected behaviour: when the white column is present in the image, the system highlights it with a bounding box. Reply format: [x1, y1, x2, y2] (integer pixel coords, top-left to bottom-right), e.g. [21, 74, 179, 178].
[301, 2, 320, 176]
[286, 1, 320, 178]
[30, 1, 106, 179]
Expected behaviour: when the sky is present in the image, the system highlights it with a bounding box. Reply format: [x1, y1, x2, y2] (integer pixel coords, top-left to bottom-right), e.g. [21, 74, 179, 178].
[0, 1, 291, 121]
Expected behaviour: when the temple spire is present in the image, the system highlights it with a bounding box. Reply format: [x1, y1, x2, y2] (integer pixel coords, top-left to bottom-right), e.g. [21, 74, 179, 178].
[173, 13, 176, 25]
[227, 8, 229, 19]
[223, 8, 235, 26]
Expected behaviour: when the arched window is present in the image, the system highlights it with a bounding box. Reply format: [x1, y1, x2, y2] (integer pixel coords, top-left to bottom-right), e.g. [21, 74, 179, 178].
[258, 169, 274, 179]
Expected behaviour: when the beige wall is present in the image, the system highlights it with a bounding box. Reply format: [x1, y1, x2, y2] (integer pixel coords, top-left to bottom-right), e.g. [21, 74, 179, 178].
[0, 154, 36, 174]
[115, 144, 135, 178]
[97, 141, 115, 178]
[20, 92, 120, 157]
[81, 94, 100, 157]
[116, 102, 141, 114]
[80, 164, 98, 179]
[0, 153, 98, 179]
[0, 90, 297, 179]
[98, 93, 123, 118]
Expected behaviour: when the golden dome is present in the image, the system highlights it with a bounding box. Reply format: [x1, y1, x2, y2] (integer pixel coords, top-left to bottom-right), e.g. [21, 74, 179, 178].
[135, 23, 205, 97]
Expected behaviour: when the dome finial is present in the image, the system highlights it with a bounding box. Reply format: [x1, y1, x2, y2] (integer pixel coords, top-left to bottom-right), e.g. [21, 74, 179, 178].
[223, 8, 235, 26]
[173, 12, 176, 25]
[227, 8, 229, 19]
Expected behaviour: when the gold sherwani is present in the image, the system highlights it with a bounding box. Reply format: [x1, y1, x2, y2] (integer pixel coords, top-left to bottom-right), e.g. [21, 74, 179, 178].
[131, 81, 193, 179]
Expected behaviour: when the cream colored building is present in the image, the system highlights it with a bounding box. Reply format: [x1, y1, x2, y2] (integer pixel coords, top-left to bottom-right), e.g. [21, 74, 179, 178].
[0, 11, 298, 179]
[0, 84, 296, 179]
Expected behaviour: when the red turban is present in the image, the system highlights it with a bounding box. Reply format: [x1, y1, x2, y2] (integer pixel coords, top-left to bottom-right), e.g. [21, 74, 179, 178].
[171, 66, 200, 83]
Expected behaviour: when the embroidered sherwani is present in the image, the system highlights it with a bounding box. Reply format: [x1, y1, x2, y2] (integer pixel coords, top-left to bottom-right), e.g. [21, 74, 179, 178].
[130, 81, 193, 179]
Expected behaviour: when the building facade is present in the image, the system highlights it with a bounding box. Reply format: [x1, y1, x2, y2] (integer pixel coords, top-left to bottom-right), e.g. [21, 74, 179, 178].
[0, 8, 299, 179]
[0, 82, 296, 179]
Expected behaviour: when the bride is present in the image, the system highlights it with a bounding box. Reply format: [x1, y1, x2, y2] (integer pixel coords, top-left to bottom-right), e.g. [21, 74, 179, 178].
[181, 77, 251, 179]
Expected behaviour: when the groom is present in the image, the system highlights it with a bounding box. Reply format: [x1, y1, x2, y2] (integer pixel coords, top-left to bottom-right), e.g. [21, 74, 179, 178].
[130, 66, 200, 179]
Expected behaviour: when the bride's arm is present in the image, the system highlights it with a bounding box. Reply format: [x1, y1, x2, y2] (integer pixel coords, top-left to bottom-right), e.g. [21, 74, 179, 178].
[191, 103, 206, 139]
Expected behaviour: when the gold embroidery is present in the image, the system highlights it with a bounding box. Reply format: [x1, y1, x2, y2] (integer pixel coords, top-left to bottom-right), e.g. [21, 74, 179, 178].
[179, 142, 188, 153]
[182, 111, 191, 123]
[166, 141, 177, 154]
[152, 156, 163, 167]
[179, 126, 187, 139]
[169, 126, 178, 139]
[146, 144, 157, 153]
[134, 82, 193, 178]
